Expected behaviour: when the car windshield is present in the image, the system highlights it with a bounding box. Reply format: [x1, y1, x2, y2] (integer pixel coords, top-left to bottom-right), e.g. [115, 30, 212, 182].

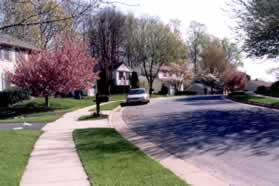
[128, 89, 145, 95]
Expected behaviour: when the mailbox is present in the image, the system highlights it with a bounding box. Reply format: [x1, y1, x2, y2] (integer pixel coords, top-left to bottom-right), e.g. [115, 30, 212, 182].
[96, 95, 109, 103]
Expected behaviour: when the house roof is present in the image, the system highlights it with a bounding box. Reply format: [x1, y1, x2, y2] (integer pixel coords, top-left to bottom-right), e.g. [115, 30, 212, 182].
[112, 63, 132, 72]
[246, 79, 272, 90]
[250, 79, 272, 87]
[160, 65, 173, 72]
[112, 63, 123, 70]
[0, 34, 39, 51]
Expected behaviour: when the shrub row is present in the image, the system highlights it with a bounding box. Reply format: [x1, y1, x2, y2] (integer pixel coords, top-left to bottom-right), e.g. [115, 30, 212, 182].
[0, 88, 30, 107]
[228, 91, 246, 96]
[175, 91, 197, 96]
[256, 81, 279, 97]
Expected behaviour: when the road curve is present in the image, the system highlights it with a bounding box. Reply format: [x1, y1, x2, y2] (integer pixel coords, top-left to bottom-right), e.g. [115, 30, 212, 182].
[123, 95, 279, 186]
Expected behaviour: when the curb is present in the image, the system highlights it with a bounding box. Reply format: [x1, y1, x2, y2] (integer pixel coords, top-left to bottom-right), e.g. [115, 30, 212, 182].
[109, 105, 227, 186]
[108, 105, 122, 128]
[227, 96, 279, 110]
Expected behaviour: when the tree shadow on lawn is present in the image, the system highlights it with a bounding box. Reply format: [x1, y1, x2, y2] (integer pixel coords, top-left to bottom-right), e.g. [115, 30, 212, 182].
[0, 102, 54, 119]
[123, 98, 279, 160]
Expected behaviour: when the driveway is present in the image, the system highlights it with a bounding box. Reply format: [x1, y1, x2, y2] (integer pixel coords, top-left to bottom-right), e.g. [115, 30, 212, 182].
[0, 123, 46, 130]
[123, 95, 279, 186]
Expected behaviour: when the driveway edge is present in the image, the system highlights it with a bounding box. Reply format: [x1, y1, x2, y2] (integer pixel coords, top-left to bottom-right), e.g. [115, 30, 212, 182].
[109, 106, 227, 186]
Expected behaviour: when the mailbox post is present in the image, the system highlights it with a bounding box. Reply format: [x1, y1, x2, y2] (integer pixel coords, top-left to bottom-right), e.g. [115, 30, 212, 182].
[95, 94, 109, 116]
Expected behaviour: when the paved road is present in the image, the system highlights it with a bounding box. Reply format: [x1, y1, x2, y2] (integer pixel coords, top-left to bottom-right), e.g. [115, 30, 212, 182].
[0, 123, 46, 130]
[123, 96, 279, 186]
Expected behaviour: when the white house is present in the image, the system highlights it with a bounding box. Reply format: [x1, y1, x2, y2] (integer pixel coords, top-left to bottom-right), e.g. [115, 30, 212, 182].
[0, 34, 38, 91]
[134, 64, 193, 94]
[112, 63, 132, 87]
[158, 65, 185, 93]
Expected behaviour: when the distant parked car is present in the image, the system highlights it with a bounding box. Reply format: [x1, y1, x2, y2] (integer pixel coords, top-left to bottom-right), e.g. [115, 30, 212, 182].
[127, 88, 150, 104]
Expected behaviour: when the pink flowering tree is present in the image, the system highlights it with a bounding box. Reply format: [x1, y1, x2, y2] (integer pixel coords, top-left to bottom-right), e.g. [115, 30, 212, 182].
[223, 68, 248, 93]
[9, 35, 98, 107]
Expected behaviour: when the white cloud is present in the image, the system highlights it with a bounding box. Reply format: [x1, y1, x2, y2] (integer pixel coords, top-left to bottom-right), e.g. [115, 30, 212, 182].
[115, 0, 279, 82]
[239, 58, 278, 82]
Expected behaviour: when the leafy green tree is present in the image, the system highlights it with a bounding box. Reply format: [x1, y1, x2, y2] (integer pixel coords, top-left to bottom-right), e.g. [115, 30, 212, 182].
[221, 38, 242, 66]
[0, 0, 73, 48]
[124, 14, 140, 68]
[186, 21, 209, 73]
[231, 0, 279, 58]
[0, 0, 100, 48]
[88, 8, 127, 95]
[135, 18, 187, 95]
[200, 39, 227, 79]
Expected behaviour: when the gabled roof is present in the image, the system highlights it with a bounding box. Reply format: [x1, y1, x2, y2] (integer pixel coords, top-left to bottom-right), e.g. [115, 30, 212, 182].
[112, 63, 123, 70]
[0, 34, 39, 51]
[247, 79, 272, 88]
[113, 63, 132, 72]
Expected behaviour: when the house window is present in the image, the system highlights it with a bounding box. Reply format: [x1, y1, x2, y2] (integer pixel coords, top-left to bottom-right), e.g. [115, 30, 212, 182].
[1, 50, 11, 61]
[119, 71, 125, 80]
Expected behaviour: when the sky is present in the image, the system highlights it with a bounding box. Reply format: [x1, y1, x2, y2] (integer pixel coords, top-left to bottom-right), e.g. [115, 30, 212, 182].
[114, 0, 279, 82]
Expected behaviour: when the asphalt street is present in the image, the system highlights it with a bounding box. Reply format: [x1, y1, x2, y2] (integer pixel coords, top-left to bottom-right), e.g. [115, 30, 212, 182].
[123, 95, 279, 186]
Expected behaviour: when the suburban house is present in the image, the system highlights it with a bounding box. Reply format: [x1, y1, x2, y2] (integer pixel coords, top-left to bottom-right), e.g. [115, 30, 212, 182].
[112, 63, 132, 86]
[157, 65, 185, 94]
[186, 83, 211, 95]
[136, 63, 192, 95]
[110, 63, 132, 93]
[0, 34, 38, 91]
[91, 63, 132, 95]
[93, 62, 191, 95]
[245, 79, 272, 93]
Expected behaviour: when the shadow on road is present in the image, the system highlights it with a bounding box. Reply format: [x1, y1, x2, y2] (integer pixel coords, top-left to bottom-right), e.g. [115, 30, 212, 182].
[123, 95, 279, 160]
[175, 95, 235, 106]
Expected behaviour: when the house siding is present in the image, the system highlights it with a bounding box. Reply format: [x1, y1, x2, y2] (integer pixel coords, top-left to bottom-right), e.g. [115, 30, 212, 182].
[0, 48, 16, 91]
[0, 47, 31, 91]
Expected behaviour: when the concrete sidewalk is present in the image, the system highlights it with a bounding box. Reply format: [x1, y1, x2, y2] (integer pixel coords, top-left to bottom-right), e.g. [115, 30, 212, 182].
[20, 105, 111, 186]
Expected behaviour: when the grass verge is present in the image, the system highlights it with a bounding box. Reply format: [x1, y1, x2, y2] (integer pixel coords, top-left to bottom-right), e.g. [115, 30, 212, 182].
[74, 128, 189, 186]
[109, 94, 126, 101]
[90, 101, 123, 112]
[229, 93, 279, 107]
[0, 130, 41, 186]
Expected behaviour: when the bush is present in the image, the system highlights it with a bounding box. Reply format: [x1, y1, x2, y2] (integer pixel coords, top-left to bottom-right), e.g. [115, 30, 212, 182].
[159, 85, 169, 95]
[256, 86, 269, 95]
[228, 91, 246, 96]
[271, 81, 279, 93]
[175, 91, 197, 96]
[0, 88, 30, 107]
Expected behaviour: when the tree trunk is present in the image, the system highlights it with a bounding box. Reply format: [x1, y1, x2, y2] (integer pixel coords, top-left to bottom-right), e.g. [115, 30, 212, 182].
[45, 96, 49, 108]
[149, 81, 153, 96]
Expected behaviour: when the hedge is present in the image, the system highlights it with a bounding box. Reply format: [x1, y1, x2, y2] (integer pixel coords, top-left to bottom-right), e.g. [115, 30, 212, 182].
[0, 88, 30, 107]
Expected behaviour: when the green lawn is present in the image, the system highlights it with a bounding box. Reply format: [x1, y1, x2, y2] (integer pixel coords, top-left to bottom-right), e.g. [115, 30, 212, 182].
[0, 130, 41, 186]
[78, 114, 108, 121]
[109, 94, 126, 101]
[230, 94, 279, 106]
[74, 128, 189, 186]
[0, 97, 95, 124]
[90, 101, 123, 112]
